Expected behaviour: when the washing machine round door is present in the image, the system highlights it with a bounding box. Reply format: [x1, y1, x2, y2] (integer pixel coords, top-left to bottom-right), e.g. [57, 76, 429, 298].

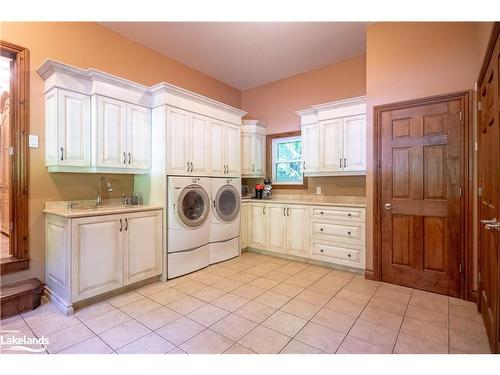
[215, 185, 240, 222]
[177, 185, 210, 228]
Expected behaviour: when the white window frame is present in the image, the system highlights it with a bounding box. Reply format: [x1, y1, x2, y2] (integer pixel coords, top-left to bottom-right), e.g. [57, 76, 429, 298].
[271, 135, 303, 185]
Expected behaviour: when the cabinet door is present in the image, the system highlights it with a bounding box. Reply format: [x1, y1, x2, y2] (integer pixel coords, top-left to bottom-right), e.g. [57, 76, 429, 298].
[71, 215, 123, 302]
[301, 124, 320, 173]
[343, 115, 366, 172]
[190, 114, 210, 175]
[248, 204, 266, 248]
[57, 90, 91, 166]
[319, 119, 343, 172]
[96, 96, 127, 168]
[254, 135, 266, 176]
[224, 123, 241, 176]
[241, 133, 254, 175]
[240, 204, 248, 249]
[166, 107, 190, 175]
[286, 206, 308, 257]
[265, 205, 286, 254]
[210, 120, 225, 176]
[127, 104, 151, 170]
[124, 210, 162, 285]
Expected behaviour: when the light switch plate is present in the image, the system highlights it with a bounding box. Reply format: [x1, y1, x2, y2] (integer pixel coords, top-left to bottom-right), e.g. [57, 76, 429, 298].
[29, 134, 39, 148]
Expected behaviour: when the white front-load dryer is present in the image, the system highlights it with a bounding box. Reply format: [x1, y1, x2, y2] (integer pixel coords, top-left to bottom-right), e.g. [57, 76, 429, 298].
[209, 177, 241, 264]
[167, 176, 211, 278]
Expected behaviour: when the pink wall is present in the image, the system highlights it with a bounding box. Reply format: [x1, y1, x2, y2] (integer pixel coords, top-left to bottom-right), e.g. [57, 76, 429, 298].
[365, 22, 493, 277]
[241, 55, 366, 135]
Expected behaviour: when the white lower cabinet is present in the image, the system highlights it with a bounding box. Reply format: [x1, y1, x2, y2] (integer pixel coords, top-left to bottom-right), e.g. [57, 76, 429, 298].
[240, 204, 248, 249]
[242, 201, 365, 269]
[46, 209, 163, 313]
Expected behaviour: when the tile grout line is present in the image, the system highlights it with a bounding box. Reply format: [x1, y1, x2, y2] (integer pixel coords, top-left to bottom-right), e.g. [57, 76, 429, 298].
[389, 288, 413, 354]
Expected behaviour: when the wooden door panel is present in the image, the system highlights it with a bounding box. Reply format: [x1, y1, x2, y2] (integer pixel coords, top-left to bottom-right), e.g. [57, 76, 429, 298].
[380, 97, 462, 297]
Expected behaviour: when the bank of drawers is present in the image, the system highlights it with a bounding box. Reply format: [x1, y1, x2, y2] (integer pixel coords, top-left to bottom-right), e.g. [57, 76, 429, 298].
[309, 206, 366, 269]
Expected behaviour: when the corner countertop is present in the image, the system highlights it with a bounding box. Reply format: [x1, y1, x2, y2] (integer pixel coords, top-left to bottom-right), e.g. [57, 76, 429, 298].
[241, 195, 366, 208]
[44, 199, 163, 218]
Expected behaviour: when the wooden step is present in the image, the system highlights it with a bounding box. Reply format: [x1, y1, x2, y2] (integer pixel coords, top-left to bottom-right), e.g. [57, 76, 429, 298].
[0, 278, 44, 319]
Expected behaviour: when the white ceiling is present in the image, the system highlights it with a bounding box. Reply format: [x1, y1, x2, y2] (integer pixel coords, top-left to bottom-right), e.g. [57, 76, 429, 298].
[101, 22, 368, 90]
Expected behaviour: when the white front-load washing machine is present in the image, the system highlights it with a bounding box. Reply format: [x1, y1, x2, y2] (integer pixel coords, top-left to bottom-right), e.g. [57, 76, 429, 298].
[167, 176, 211, 278]
[209, 177, 241, 264]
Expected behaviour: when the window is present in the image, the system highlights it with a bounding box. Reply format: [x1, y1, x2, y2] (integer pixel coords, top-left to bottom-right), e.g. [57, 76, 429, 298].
[271, 135, 303, 184]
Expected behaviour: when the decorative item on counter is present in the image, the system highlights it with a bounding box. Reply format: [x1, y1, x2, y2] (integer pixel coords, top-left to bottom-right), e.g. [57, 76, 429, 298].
[255, 184, 264, 199]
[263, 177, 272, 200]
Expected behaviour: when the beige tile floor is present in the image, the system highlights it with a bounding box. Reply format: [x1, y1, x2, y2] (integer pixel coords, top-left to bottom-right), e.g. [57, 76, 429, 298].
[0, 252, 492, 354]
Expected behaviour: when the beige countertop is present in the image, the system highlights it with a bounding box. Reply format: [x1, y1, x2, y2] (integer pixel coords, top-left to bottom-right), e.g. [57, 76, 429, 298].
[241, 195, 366, 207]
[44, 199, 163, 218]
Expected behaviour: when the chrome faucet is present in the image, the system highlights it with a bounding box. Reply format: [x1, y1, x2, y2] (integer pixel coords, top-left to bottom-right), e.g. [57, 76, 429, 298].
[96, 177, 113, 206]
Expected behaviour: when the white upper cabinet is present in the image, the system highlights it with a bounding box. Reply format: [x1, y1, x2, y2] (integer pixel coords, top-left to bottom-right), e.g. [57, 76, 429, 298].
[301, 123, 320, 173]
[343, 114, 366, 172]
[45, 89, 91, 168]
[166, 107, 191, 174]
[38, 60, 246, 175]
[241, 120, 266, 177]
[297, 96, 366, 176]
[127, 104, 152, 170]
[96, 96, 127, 168]
[319, 118, 343, 172]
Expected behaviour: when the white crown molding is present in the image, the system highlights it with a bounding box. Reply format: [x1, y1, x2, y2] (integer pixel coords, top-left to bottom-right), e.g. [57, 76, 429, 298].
[37, 59, 246, 118]
[242, 119, 266, 128]
[311, 95, 366, 111]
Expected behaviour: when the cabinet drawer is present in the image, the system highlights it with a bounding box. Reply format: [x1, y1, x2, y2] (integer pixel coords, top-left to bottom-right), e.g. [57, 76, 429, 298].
[310, 206, 365, 222]
[311, 220, 365, 245]
[311, 241, 364, 268]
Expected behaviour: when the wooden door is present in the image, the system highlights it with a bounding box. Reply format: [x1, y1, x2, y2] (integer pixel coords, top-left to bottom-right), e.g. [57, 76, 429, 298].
[343, 114, 366, 172]
[301, 123, 320, 173]
[123, 210, 162, 285]
[265, 204, 286, 253]
[379, 98, 463, 297]
[286, 206, 308, 257]
[224, 123, 240, 176]
[248, 204, 266, 248]
[71, 214, 123, 302]
[0, 93, 10, 236]
[319, 119, 343, 172]
[127, 104, 151, 170]
[166, 107, 190, 175]
[477, 28, 500, 353]
[190, 114, 210, 175]
[57, 89, 91, 167]
[96, 96, 127, 168]
[210, 120, 225, 176]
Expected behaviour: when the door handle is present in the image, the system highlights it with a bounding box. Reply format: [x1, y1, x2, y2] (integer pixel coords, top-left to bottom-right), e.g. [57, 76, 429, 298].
[384, 203, 392, 210]
[485, 222, 500, 231]
[125, 218, 128, 231]
[119, 219, 123, 232]
[480, 218, 497, 225]
[60, 147, 64, 161]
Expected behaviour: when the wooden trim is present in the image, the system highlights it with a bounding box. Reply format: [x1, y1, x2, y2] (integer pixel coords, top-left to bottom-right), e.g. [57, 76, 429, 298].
[266, 130, 308, 190]
[372, 91, 474, 300]
[477, 23, 500, 85]
[0, 41, 30, 273]
[364, 270, 375, 281]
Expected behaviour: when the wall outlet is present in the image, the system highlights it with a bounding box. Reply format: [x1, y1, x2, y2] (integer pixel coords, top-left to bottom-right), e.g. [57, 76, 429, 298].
[28, 134, 39, 148]
[316, 187, 322, 195]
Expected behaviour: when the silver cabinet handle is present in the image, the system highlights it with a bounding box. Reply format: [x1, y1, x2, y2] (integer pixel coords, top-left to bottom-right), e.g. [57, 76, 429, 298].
[60, 147, 64, 161]
[252, 164, 254, 172]
[263, 206, 266, 215]
[287, 208, 290, 216]
[283, 207, 286, 216]
[339, 158, 342, 168]
[123, 152, 126, 164]
[125, 218, 128, 231]
[119, 219, 123, 232]
[191, 162, 194, 172]
[303, 161, 306, 171]
[384, 203, 392, 210]
[344, 158, 347, 168]
[128, 153, 131, 164]
[187, 162, 190, 172]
